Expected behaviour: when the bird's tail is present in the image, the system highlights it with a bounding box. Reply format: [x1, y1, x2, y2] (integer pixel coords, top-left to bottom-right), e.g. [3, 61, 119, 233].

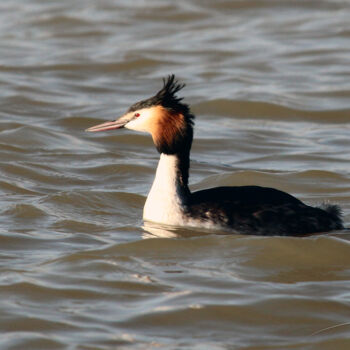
[319, 203, 343, 230]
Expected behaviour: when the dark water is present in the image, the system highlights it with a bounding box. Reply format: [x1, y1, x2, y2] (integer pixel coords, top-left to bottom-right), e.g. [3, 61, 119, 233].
[1, 1, 350, 349]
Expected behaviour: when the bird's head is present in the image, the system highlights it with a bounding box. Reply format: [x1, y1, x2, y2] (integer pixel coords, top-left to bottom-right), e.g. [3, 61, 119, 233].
[86, 75, 195, 154]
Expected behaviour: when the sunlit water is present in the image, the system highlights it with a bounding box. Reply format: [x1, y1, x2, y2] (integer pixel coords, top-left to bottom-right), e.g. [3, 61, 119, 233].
[1, 1, 350, 349]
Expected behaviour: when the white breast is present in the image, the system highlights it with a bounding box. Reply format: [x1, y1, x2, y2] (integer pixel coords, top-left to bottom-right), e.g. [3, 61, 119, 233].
[143, 154, 187, 225]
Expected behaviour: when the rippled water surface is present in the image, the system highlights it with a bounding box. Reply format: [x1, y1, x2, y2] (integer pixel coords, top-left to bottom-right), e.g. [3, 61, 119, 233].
[1, 1, 350, 349]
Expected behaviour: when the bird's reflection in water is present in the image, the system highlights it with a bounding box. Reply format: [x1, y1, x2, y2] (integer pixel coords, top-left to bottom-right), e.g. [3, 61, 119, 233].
[142, 221, 230, 239]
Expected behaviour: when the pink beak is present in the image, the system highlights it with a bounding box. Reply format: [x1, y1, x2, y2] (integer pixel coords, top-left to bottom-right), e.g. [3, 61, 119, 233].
[85, 118, 128, 132]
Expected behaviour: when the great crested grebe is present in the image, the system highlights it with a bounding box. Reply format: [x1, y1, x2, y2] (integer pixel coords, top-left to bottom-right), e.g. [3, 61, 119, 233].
[86, 75, 343, 236]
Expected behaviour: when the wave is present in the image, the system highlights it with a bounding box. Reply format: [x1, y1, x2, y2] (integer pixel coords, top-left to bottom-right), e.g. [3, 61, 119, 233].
[194, 99, 350, 123]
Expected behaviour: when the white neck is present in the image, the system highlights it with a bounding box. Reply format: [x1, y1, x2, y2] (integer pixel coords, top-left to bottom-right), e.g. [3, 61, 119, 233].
[143, 153, 189, 225]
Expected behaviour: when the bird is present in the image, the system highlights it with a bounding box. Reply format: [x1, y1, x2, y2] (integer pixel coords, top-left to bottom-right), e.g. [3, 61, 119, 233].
[86, 75, 343, 236]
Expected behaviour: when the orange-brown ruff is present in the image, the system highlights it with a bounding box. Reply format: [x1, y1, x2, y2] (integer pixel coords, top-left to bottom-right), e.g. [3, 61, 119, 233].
[151, 106, 186, 152]
[86, 75, 343, 236]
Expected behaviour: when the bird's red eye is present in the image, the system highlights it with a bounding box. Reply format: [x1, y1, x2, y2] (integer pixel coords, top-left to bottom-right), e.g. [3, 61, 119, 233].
[134, 113, 140, 118]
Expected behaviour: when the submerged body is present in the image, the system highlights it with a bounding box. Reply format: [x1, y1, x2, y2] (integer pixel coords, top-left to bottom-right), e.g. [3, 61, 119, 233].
[87, 75, 343, 236]
[143, 153, 342, 236]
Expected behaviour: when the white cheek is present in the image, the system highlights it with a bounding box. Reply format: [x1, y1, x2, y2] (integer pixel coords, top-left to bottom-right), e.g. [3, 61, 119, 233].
[125, 110, 153, 133]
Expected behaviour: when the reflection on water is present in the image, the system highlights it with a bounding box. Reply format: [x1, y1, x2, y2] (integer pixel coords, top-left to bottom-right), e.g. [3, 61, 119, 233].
[142, 221, 228, 239]
[143, 222, 184, 239]
[1, 0, 350, 349]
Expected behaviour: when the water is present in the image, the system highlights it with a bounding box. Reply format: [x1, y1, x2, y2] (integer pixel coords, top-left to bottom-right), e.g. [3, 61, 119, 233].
[1, 1, 350, 349]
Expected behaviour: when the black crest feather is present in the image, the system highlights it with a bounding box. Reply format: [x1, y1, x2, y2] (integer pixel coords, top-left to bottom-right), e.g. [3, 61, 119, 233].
[155, 74, 186, 108]
[128, 75, 193, 121]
